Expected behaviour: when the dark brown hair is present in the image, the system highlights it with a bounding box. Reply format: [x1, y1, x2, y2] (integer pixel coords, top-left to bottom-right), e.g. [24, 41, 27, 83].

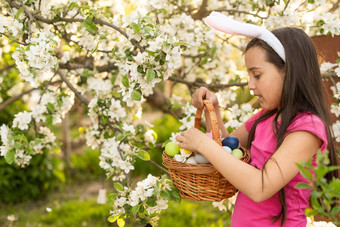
[245, 27, 338, 226]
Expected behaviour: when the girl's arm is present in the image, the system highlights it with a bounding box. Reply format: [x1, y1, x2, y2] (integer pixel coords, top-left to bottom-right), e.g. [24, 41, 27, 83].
[176, 129, 320, 202]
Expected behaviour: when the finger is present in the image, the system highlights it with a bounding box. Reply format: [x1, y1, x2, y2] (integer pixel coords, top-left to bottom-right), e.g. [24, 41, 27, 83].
[176, 134, 184, 142]
[193, 87, 207, 108]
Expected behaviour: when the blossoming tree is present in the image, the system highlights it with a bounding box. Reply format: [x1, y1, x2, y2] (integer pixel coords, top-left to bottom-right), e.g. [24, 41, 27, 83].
[0, 0, 339, 225]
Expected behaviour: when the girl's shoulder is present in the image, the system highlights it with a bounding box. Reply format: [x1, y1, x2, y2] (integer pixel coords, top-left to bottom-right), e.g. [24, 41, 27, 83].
[288, 112, 328, 151]
[289, 112, 325, 129]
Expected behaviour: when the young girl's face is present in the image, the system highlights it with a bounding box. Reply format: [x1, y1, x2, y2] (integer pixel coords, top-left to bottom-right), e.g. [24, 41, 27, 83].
[245, 46, 285, 110]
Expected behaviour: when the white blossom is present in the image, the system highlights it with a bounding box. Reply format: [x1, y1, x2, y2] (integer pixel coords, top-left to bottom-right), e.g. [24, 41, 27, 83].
[14, 149, 32, 167]
[39, 127, 56, 143]
[87, 77, 113, 96]
[212, 200, 227, 211]
[320, 62, 338, 74]
[0, 124, 10, 146]
[173, 149, 191, 163]
[332, 121, 340, 143]
[306, 217, 336, 227]
[119, 159, 135, 174]
[13, 111, 32, 130]
[144, 129, 156, 144]
[330, 104, 340, 117]
[122, 123, 135, 135]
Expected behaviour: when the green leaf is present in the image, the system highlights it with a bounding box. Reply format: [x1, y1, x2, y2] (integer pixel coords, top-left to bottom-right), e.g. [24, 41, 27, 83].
[13, 142, 22, 149]
[116, 134, 125, 142]
[131, 90, 142, 101]
[122, 75, 129, 88]
[45, 115, 53, 128]
[171, 103, 183, 111]
[146, 68, 155, 83]
[47, 103, 55, 112]
[132, 203, 142, 216]
[68, 2, 78, 10]
[311, 191, 322, 198]
[136, 150, 150, 161]
[331, 205, 340, 217]
[131, 22, 141, 34]
[160, 190, 171, 200]
[174, 41, 189, 46]
[107, 215, 118, 223]
[106, 193, 118, 204]
[117, 218, 125, 227]
[15, 8, 24, 20]
[114, 183, 123, 192]
[299, 167, 313, 181]
[295, 182, 311, 189]
[306, 208, 318, 217]
[316, 20, 325, 27]
[170, 187, 181, 203]
[82, 17, 98, 34]
[329, 179, 340, 190]
[308, 0, 315, 3]
[5, 150, 15, 165]
[13, 134, 27, 142]
[90, 42, 99, 55]
[137, 65, 144, 74]
[200, 56, 209, 65]
[146, 195, 157, 207]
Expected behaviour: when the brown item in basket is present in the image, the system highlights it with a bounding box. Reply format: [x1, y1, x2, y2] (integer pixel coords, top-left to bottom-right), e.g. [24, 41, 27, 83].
[162, 100, 251, 202]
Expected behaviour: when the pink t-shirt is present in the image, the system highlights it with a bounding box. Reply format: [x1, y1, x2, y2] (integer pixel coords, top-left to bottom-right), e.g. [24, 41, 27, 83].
[231, 109, 328, 227]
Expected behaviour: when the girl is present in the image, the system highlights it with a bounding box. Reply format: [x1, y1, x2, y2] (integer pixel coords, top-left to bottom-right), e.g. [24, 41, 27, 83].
[176, 12, 338, 226]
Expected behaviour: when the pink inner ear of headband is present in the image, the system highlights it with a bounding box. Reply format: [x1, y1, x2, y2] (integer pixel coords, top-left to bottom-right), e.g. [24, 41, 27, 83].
[204, 12, 286, 62]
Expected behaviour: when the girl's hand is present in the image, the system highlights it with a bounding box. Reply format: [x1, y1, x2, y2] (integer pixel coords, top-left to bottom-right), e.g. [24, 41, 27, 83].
[176, 128, 213, 154]
[192, 87, 219, 109]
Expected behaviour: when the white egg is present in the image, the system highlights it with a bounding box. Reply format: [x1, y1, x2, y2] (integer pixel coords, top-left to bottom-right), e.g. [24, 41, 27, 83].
[222, 146, 232, 154]
[185, 156, 198, 164]
[195, 153, 210, 164]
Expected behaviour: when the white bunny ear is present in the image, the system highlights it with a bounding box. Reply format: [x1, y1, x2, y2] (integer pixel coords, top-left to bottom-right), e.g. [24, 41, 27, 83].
[204, 11, 286, 62]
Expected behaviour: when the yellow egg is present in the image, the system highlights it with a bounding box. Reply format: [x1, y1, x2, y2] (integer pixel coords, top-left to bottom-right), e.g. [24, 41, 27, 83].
[183, 149, 192, 155]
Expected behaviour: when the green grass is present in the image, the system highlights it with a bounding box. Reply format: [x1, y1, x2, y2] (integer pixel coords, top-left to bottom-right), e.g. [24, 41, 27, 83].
[158, 200, 232, 227]
[0, 198, 111, 227]
[0, 192, 232, 227]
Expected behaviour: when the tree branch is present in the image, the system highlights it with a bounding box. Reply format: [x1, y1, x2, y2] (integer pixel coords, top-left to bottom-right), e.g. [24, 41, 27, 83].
[144, 87, 182, 119]
[147, 159, 170, 175]
[0, 80, 62, 112]
[168, 76, 248, 89]
[59, 61, 118, 73]
[0, 63, 16, 73]
[191, 0, 208, 20]
[0, 33, 27, 46]
[56, 69, 89, 106]
[330, 0, 340, 12]
[214, 9, 268, 20]
[6, 0, 144, 51]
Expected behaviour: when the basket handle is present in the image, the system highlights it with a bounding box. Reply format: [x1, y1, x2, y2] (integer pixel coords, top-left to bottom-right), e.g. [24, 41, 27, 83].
[195, 100, 221, 146]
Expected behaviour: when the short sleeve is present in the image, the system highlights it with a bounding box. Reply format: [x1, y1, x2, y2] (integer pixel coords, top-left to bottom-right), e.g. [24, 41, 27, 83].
[245, 109, 266, 132]
[287, 113, 328, 151]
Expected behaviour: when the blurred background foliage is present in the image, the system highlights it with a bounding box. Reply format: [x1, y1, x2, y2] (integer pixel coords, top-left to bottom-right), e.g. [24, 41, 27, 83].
[0, 111, 234, 226]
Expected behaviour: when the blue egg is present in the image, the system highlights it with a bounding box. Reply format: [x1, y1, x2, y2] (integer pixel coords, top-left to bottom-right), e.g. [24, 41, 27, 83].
[221, 136, 239, 150]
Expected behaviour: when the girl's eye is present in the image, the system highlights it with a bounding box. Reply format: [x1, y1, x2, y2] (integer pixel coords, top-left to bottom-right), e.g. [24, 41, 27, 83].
[254, 74, 260, 79]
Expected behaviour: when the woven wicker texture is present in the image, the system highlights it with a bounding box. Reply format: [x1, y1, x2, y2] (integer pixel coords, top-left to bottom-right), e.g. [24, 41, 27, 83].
[162, 100, 251, 202]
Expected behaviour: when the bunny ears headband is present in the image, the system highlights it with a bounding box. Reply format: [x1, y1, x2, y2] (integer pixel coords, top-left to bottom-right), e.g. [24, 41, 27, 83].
[204, 12, 286, 62]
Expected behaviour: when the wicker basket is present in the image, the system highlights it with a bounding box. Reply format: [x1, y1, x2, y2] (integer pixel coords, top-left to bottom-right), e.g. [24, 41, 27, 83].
[162, 100, 251, 202]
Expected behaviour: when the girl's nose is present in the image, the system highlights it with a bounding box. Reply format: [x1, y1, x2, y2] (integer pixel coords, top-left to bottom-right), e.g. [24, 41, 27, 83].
[248, 79, 255, 91]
